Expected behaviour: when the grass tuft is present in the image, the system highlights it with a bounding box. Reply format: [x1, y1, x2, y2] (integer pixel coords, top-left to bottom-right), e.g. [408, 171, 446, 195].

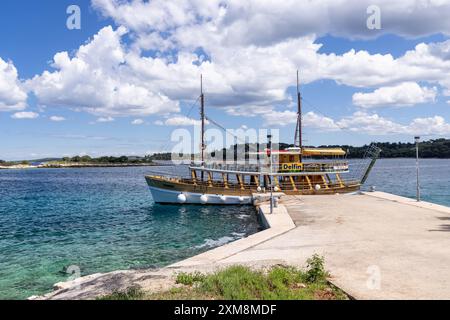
[305, 254, 328, 284]
[175, 271, 206, 286]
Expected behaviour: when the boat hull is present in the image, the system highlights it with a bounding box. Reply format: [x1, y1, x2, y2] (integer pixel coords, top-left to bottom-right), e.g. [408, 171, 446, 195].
[148, 185, 253, 205]
[145, 175, 360, 205]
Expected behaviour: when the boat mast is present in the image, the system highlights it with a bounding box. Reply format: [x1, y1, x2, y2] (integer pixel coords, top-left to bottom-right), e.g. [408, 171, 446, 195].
[200, 74, 206, 169]
[294, 70, 303, 160]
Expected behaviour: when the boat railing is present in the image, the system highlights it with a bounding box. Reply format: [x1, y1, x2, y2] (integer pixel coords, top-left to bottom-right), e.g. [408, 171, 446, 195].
[189, 161, 349, 174]
[190, 163, 260, 173]
[147, 173, 361, 191]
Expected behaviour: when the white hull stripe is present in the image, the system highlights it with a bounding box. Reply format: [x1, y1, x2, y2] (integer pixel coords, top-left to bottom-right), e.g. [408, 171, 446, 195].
[148, 186, 253, 205]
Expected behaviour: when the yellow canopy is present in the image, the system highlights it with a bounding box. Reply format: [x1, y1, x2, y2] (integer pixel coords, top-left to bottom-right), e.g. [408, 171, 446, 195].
[302, 148, 346, 156]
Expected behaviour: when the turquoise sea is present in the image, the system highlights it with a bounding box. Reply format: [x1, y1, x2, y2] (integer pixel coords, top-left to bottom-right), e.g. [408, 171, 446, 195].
[0, 166, 260, 300]
[0, 158, 449, 299]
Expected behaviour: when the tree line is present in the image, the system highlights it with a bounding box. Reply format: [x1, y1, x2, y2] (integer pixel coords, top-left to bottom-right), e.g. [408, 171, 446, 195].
[1, 139, 449, 164]
[144, 138, 450, 160]
[60, 155, 153, 164]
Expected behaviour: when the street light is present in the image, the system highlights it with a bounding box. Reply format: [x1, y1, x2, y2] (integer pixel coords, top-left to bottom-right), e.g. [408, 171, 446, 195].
[267, 134, 274, 214]
[415, 136, 420, 202]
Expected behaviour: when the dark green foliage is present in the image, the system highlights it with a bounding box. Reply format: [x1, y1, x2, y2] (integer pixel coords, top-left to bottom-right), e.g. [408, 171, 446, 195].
[61, 155, 153, 164]
[305, 254, 328, 283]
[316, 138, 450, 158]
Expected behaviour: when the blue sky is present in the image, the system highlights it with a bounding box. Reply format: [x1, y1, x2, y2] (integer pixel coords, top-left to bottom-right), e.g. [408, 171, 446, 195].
[1, 0, 450, 160]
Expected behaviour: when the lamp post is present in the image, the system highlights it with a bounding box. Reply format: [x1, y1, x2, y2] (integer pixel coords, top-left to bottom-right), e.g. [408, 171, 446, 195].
[415, 136, 420, 202]
[267, 134, 274, 214]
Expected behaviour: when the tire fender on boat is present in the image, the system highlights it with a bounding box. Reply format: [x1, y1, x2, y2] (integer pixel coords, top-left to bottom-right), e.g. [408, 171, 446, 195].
[177, 193, 187, 204]
[200, 194, 208, 204]
[220, 195, 227, 203]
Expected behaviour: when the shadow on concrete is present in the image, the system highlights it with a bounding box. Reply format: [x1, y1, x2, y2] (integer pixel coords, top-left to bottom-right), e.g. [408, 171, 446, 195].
[429, 224, 450, 232]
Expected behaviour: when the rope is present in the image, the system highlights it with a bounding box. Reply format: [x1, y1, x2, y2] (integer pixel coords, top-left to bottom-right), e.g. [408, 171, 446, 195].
[205, 116, 260, 154]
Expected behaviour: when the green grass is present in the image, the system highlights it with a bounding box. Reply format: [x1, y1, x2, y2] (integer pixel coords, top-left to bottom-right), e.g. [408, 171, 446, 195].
[100, 256, 347, 300]
[176, 271, 206, 286]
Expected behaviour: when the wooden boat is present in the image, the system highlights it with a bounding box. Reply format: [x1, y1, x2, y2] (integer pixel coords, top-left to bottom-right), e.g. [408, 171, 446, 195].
[145, 72, 380, 205]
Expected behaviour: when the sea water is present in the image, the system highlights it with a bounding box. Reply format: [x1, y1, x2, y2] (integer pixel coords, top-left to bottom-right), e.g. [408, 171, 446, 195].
[0, 166, 260, 299]
[362, 158, 450, 206]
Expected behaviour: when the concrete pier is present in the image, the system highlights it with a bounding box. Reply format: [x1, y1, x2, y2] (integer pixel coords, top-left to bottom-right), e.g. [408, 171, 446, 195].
[224, 192, 450, 299]
[35, 191, 450, 300]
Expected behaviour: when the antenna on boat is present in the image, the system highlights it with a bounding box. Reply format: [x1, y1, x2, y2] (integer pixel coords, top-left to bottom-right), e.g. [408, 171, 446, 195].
[294, 70, 303, 159]
[200, 74, 206, 172]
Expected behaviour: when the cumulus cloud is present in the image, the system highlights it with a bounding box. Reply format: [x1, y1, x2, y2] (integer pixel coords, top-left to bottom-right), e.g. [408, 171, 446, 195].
[49, 116, 66, 122]
[86, 1, 450, 112]
[353, 82, 437, 108]
[93, 0, 450, 43]
[336, 111, 405, 134]
[263, 110, 297, 126]
[263, 110, 340, 131]
[407, 115, 450, 135]
[336, 112, 450, 135]
[303, 112, 340, 131]
[97, 116, 115, 123]
[155, 116, 203, 127]
[0, 58, 27, 111]
[17, 0, 450, 135]
[264, 109, 450, 135]
[132, 119, 144, 125]
[26, 26, 180, 117]
[11, 111, 39, 119]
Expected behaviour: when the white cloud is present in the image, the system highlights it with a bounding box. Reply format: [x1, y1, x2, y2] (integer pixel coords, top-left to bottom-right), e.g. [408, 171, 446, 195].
[27, 26, 180, 117]
[0, 58, 27, 111]
[132, 119, 144, 125]
[263, 110, 339, 131]
[353, 82, 437, 108]
[263, 109, 450, 135]
[303, 112, 340, 131]
[336, 111, 450, 135]
[164, 115, 203, 126]
[92, 0, 203, 33]
[407, 115, 450, 135]
[336, 111, 405, 134]
[263, 110, 297, 126]
[11, 111, 39, 119]
[49, 116, 66, 122]
[93, 0, 450, 42]
[97, 116, 115, 123]
[17, 0, 450, 133]
[155, 115, 208, 126]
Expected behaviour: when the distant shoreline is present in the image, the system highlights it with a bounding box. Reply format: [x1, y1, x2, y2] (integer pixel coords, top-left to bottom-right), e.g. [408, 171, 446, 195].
[0, 163, 157, 170]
